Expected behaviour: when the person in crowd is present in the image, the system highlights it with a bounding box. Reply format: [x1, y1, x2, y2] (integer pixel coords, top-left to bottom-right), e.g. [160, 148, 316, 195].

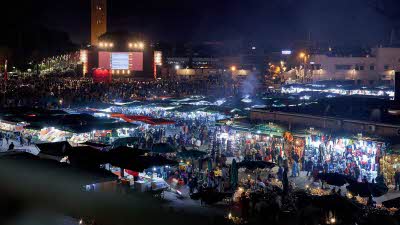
[27, 135, 32, 146]
[188, 177, 195, 194]
[367, 195, 376, 207]
[323, 161, 329, 173]
[0, 132, 3, 148]
[19, 135, 24, 146]
[306, 158, 313, 177]
[278, 166, 284, 181]
[394, 169, 400, 191]
[240, 192, 250, 219]
[291, 152, 299, 177]
[354, 166, 360, 181]
[8, 142, 14, 151]
[282, 166, 289, 194]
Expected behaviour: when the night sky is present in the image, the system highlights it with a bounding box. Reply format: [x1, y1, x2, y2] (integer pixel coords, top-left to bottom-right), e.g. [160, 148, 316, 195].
[6, 0, 400, 46]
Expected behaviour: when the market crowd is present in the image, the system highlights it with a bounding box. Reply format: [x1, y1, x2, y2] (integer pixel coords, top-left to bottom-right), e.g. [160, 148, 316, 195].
[0, 76, 236, 108]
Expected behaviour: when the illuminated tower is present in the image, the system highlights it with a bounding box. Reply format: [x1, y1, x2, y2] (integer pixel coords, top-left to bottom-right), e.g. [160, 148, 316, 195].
[91, 0, 107, 46]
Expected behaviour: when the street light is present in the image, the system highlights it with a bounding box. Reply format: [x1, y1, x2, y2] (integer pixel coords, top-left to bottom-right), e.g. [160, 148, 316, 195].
[299, 52, 306, 59]
[231, 66, 236, 71]
[138, 42, 144, 49]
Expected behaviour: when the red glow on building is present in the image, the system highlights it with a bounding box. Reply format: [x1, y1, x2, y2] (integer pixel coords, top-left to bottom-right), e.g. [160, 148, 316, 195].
[93, 68, 111, 83]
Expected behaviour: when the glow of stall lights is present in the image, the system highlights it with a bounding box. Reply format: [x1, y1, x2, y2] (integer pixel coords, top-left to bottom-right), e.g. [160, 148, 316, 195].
[153, 167, 156, 171]
[93, 112, 107, 117]
[330, 218, 336, 224]
[241, 98, 252, 103]
[214, 99, 226, 106]
[228, 213, 232, 219]
[300, 95, 311, 100]
[98, 107, 112, 113]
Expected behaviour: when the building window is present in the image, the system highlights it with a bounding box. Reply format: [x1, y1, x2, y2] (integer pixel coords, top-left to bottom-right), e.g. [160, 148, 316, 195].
[311, 64, 321, 70]
[355, 65, 364, 71]
[384, 65, 390, 70]
[370, 65, 375, 70]
[335, 64, 352, 70]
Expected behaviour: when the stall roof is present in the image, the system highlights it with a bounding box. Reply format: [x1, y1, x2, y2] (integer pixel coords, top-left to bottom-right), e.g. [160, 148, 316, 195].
[36, 141, 72, 157]
[0, 151, 117, 186]
[111, 114, 175, 126]
[1, 110, 137, 133]
[265, 96, 400, 125]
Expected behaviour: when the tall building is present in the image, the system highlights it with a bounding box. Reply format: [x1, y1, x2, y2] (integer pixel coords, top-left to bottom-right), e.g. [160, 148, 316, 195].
[91, 0, 107, 46]
[308, 47, 400, 85]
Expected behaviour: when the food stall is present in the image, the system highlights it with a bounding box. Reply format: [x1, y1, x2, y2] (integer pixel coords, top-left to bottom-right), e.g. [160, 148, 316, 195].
[303, 131, 384, 182]
[0, 120, 26, 132]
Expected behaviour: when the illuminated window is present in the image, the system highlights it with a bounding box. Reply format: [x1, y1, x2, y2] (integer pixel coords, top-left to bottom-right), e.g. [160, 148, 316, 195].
[384, 65, 390, 70]
[335, 65, 352, 70]
[311, 64, 321, 70]
[355, 65, 364, 71]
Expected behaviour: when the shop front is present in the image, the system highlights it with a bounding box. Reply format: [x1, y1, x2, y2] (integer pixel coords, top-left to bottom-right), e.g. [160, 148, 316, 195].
[380, 144, 400, 186]
[0, 120, 26, 132]
[303, 133, 383, 182]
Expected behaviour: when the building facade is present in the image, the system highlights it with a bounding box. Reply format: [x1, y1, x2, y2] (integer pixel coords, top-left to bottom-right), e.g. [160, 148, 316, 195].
[91, 0, 107, 46]
[309, 47, 400, 85]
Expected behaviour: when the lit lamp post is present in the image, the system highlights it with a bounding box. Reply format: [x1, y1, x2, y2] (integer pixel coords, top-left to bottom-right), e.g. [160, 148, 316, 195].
[230, 66, 236, 78]
[299, 52, 308, 83]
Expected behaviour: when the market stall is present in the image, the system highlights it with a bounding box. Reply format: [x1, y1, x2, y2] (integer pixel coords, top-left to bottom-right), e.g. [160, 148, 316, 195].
[380, 146, 400, 186]
[303, 133, 384, 182]
[0, 120, 26, 132]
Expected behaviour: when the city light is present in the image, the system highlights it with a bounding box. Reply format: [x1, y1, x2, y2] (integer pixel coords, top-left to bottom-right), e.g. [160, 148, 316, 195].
[231, 66, 236, 71]
[175, 65, 180, 70]
[299, 52, 306, 59]
[99, 42, 114, 48]
[138, 42, 144, 49]
[154, 51, 162, 66]
[128, 42, 145, 50]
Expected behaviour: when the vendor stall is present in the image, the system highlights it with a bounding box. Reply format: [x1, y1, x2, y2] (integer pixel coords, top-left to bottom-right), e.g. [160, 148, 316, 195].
[0, 120, 26, 132]
[380, 151, 400, 185]
[304, 134, 384, 182]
